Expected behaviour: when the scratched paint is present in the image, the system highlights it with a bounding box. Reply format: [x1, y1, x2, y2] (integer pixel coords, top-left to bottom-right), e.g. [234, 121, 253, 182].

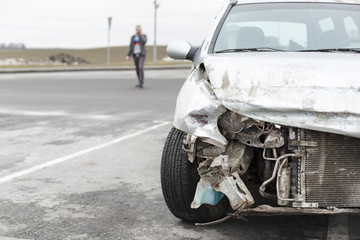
[204, 52, 360, 139]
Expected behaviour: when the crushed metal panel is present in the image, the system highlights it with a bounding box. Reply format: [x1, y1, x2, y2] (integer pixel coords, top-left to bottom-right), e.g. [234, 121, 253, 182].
[214, 171, 254, 210]
[193, 154, 254, 211]
[173, 68, 228, 150]
[224, 141, 253, 175]
[232, 205, 360, 217]
[204, 52, 360, 138]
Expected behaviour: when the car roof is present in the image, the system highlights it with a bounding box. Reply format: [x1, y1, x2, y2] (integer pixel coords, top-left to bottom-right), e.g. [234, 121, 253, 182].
[232, 0, 360, 5]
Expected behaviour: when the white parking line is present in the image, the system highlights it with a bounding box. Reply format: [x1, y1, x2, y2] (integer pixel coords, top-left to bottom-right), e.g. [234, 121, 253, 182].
[0, 109, 117, 120]
[0, 109, 67, 117]
[327, 215, 349, 240]
[0, 121, 171, 184]
[0, 237, 30, 240]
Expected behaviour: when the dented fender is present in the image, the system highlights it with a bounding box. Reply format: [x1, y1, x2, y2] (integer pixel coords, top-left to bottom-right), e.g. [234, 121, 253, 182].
[173, 67, 228, 150]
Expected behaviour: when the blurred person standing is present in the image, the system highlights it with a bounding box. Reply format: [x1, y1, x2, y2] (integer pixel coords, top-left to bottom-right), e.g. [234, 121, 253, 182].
[126, 25, 147, 88]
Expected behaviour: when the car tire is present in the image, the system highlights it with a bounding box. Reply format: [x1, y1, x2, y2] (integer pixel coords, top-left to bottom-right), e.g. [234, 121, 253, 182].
[161, 127, 230, 223]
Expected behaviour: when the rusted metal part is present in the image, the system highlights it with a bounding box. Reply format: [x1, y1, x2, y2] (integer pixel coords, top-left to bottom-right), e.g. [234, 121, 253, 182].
[214, 171, 254, 210]
[182, 134, 197, 163]
[197, 204, 360, 226]
[193, 154, 254, 211]
[218, 110, 273, 148]
[226, 130, 264, 148]
[277, 160, 292, 206]
[196, 204, 360, 226]
[264, 130, 285, 148]
[224, 141, 253, 175]
[218, 111, 263, 133]
[225, 126, 284, 149]
[195, 212, 248, 227]
[210, 155, 231, 175]
[197, 158, 222, 185]
[195, 215, 233, 227]
[292, 202, 319, 208]
[231, 205, 360, 217]
[289, 140, 318, 147]
[196, 141, 223, 159]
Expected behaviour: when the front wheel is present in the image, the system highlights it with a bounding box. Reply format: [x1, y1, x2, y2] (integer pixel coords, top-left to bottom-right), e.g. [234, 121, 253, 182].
[160, 127, 230, 223]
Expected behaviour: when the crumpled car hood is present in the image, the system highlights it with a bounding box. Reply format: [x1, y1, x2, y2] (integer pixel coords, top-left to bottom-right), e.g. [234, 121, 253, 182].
[204, 52, 360, 138]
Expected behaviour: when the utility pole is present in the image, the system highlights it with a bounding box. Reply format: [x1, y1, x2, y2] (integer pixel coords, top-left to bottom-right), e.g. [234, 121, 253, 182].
[107, 17, 112, 66]
[153, 1, 160, 64]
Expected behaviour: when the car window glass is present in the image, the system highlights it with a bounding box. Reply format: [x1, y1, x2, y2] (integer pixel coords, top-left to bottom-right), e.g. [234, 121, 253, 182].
[344, 16, 360, 39]
[318, 17, 335, 32]
[223, 21, 307, 50]
[213, 3, 360, 52]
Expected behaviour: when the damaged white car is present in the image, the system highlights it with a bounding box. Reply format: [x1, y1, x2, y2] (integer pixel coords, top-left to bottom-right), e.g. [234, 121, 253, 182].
[161, 0, 360, 223]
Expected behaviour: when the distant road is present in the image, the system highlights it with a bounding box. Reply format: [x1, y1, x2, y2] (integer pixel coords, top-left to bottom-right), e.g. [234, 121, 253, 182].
[0, 69, 187, 119]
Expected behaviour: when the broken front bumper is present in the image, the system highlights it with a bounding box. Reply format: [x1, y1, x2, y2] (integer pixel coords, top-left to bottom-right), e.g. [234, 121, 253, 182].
[174, 65, 360, 215]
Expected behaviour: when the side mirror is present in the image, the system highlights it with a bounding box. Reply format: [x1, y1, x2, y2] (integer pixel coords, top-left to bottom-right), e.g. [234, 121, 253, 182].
[166, 40, 198, 62]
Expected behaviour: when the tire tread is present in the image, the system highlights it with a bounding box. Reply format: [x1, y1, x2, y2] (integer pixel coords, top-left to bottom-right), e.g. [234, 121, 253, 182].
[161, 127, 229, 222]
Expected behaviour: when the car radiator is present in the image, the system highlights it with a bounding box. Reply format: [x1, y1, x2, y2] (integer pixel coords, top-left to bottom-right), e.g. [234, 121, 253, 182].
[303, 130, 360, 207]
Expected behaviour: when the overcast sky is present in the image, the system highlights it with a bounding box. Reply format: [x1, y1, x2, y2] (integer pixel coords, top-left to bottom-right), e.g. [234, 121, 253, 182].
[1, 0, 228, 49]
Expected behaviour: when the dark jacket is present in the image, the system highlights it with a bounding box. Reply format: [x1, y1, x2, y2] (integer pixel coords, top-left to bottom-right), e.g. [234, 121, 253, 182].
[127, 34, 147, 57]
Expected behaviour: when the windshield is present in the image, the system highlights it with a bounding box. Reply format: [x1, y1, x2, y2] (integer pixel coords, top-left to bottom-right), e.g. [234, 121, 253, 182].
[213, 3, 360, 52]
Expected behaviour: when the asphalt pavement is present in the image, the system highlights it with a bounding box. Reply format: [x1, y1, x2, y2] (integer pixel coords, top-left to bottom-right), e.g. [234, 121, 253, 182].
[0, 70, 359, 240]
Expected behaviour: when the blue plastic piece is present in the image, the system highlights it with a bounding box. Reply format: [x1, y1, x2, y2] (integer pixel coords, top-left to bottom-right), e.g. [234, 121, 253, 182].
[192, 181, 224, 207]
